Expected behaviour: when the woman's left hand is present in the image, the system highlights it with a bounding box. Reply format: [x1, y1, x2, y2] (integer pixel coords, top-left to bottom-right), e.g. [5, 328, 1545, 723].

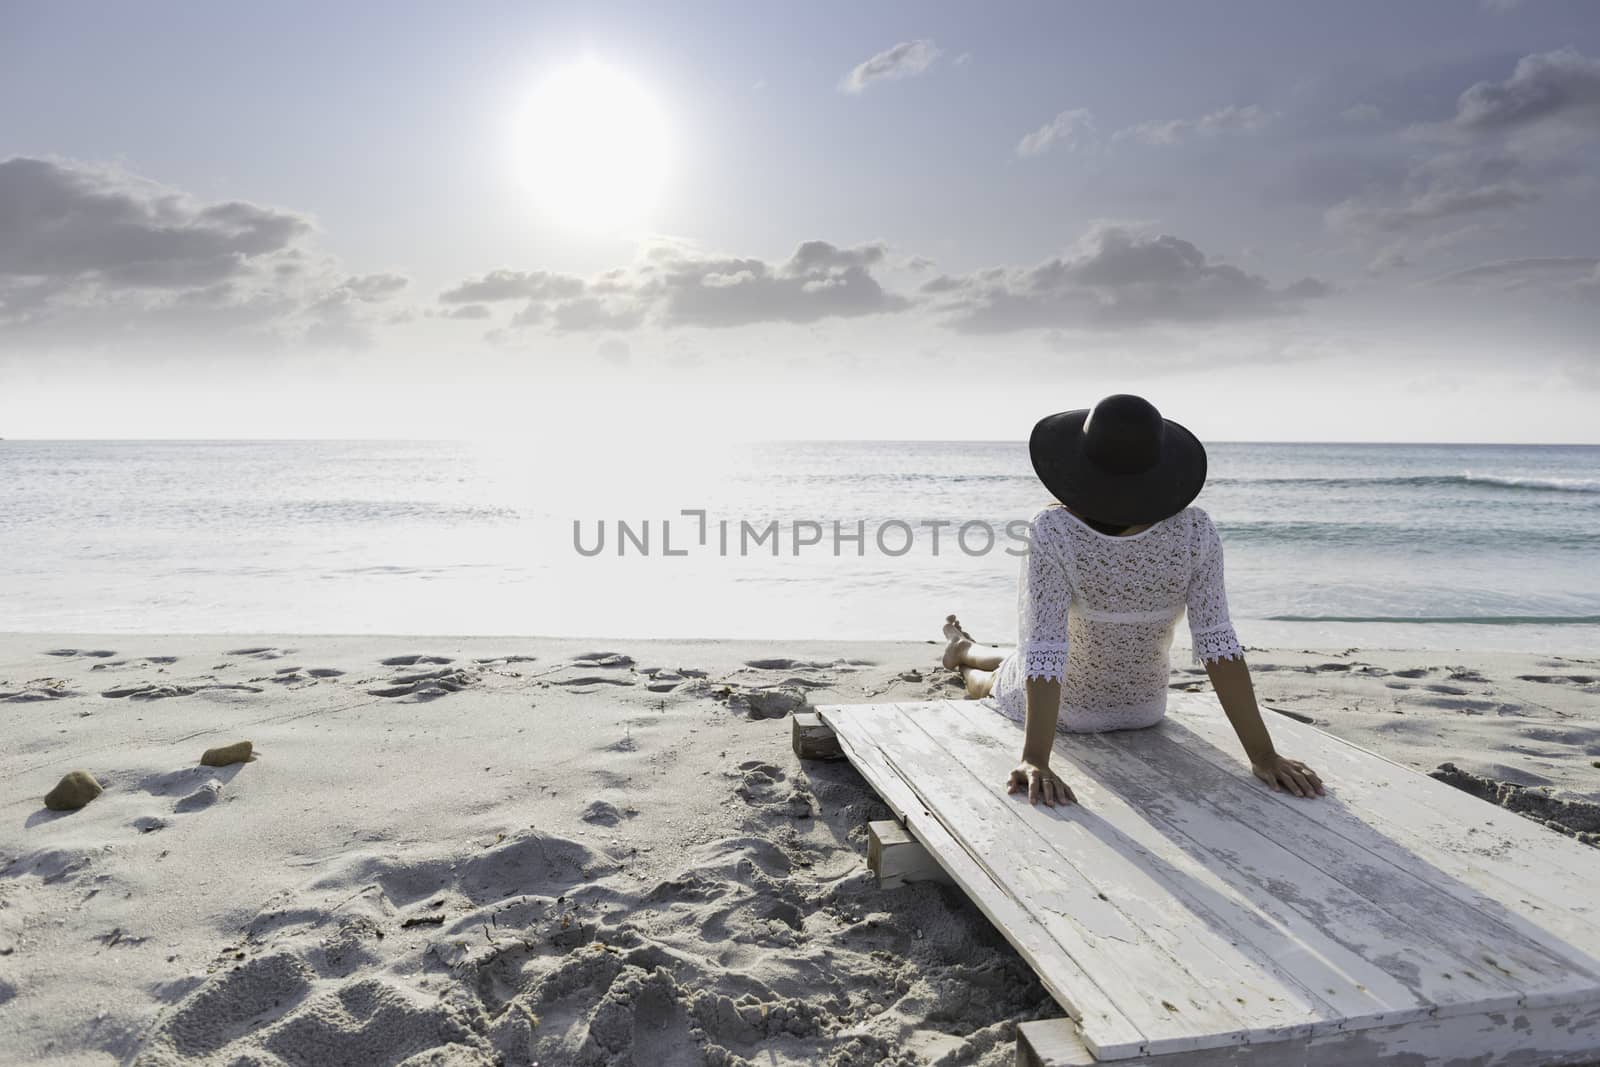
[1251, 753, 1325, 797]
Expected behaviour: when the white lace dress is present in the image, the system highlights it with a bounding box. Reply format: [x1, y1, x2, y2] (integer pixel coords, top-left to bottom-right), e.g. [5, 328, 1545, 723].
[984, 504, 1245, 733]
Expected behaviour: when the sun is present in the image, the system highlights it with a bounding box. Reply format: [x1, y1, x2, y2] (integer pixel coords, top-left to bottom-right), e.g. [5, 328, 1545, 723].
[513, 59, 672, 230]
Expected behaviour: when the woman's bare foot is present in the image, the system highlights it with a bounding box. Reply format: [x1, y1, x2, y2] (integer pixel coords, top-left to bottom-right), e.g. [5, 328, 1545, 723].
[942, 614, 975, 669]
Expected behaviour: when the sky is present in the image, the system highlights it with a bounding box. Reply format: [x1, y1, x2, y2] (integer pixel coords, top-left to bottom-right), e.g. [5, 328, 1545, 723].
[1, 0, 1598, 442]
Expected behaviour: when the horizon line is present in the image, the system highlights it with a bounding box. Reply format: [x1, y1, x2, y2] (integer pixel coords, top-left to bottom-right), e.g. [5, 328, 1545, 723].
[2, 436, 1599, 448]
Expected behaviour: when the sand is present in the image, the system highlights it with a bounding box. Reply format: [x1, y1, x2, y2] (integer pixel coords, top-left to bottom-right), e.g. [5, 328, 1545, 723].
[2, 634, 1598, 1066]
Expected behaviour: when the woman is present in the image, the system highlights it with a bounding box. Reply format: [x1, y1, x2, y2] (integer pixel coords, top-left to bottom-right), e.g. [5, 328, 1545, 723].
[942, 394, 1325, 807]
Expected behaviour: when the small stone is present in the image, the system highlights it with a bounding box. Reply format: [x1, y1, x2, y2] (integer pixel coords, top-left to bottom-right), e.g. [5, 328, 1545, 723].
[45, 771, 103, 811]
[200, 740, 253, 767]
[897, 669, 923, 682]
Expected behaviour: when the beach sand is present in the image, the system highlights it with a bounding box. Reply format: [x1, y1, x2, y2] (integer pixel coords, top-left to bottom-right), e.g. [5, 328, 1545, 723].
[2, 634, 1598, 1066]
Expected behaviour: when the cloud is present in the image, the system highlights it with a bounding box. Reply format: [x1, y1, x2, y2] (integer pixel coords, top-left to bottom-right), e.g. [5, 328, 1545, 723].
[840, 40, 941, 94]
[0, 156, 403, 352]
[1326, 151, 1537, 233]
[1426, 256, 1600, 291]
[1453, 48, 1600, 133]
[1017, 109, 1097, 157]
[927, 223, 1328, 333]
[442, 303, 492, 320]
[335, 273, 408, 302]
[1113, 104, 1273, 146]
[445, 239, 911, 333]
[438, 269, 584, 303]
[1341, 103, 1384, 124]
[0, 156, 310, 288]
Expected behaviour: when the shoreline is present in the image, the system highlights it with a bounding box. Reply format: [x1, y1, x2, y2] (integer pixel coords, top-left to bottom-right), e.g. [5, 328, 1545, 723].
[3, 634, 1598, 1065]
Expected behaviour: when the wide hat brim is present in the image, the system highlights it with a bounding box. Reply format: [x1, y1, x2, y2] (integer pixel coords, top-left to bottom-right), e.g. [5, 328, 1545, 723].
[1029, 409, 1207, 526]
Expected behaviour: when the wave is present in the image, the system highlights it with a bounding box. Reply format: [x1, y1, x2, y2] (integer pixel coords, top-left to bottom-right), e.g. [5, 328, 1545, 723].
[1220, 520, 1594, 550]
[1210, 473, 1600, 494]
[1265, 614, 1600, 625]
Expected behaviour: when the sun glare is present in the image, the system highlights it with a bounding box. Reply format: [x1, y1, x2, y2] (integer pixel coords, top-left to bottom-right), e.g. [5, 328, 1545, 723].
[513, 59, 672, 230]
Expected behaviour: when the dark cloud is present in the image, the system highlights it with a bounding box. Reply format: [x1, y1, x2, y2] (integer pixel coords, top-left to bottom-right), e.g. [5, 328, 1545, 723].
[438, 269, 584, 304]
[0, 157, 404, 352]
[1454, 48, 1600, 133]
[0, 156, 309, 288]
[929, 224, 1326, 333]
[647, 241, 910, 327]
[840, 40, 941, 93]
[445, 240, 911, 333]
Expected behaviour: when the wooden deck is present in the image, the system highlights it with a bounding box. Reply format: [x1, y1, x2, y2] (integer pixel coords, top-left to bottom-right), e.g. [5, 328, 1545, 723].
[807, 696, 1600, 1066]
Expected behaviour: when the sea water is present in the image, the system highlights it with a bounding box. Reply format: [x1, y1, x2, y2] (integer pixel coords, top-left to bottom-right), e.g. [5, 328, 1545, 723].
[2, 439, 1596, 652]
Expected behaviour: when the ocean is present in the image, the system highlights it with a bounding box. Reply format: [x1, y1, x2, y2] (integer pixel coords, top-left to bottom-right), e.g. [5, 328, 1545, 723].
[2, 439, 1596, 652]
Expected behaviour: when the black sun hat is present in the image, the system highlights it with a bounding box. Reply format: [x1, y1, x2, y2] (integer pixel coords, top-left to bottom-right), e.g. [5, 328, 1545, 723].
[1029, 394, 1207, 527]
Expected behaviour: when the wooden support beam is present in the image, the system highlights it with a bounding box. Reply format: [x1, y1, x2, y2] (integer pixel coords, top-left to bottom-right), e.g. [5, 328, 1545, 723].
[791, 710, 843, 760]
[867, 819, 954, 890]
[1018, 995, 1600, 1066]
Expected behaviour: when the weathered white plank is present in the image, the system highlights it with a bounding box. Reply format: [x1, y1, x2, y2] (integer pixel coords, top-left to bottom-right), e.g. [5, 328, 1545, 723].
[1043, 706, 1598, 1010]
[926, 701, 1436, 1036]
[944, 700, 1515, 1026]
[1171, 690, 1600, 895]
[1019, 993, 1600, 1067]
[825, 699, 1600, 1066]
[890, 705, 1388, 1042]
[1001, 708, 1541, 1019]
[817, 704, 1150, 1056]
[1165, 692, 1600, 997]
[847, 703, 1273, 1056]
[867, 819, 953, 889]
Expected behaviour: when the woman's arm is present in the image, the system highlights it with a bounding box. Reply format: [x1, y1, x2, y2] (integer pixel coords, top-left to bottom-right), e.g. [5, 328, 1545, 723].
[1205, 657, 1323, 797]
[1188, 511, 1324, 798]
[1022, 677, 1062, 766]
[1205, 656, 1274, 762]
[1004, 511, 1076, 806]
[1008, 676, 1075, 805]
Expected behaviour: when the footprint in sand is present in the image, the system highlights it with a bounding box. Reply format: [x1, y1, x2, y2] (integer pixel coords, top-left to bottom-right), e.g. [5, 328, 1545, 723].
[572, 651, 635, 668]
[378, 654, 454, 667]
[641, 668, 684, 692]
[473, 654, 538, 665]
[267, 666, 346, 686]
[553, 675, 635, 688]
[225, 647, 294, 660]
[101, 683, 263, 701]
[366, 667, 478, 701]
[582, 800, 639, 826]
[174, 779, 225, 813]
[1517, 674, 1599, 688]
[1393, 668, 1430, 679]
[0, 679, 80, 703]
[44, 648, 117, 658]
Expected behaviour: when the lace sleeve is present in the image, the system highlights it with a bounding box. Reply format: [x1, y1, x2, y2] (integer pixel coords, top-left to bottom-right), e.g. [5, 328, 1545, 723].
[1188, 511, 1245, 666]
[1019, 511, 1072, 682]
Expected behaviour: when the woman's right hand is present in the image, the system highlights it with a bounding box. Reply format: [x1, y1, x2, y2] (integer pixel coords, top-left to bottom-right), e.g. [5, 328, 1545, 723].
[1007, 760, 1076, 806]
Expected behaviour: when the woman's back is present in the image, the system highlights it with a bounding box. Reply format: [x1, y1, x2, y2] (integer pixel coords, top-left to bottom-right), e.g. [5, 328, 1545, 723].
[985, 503, 1243, 732]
